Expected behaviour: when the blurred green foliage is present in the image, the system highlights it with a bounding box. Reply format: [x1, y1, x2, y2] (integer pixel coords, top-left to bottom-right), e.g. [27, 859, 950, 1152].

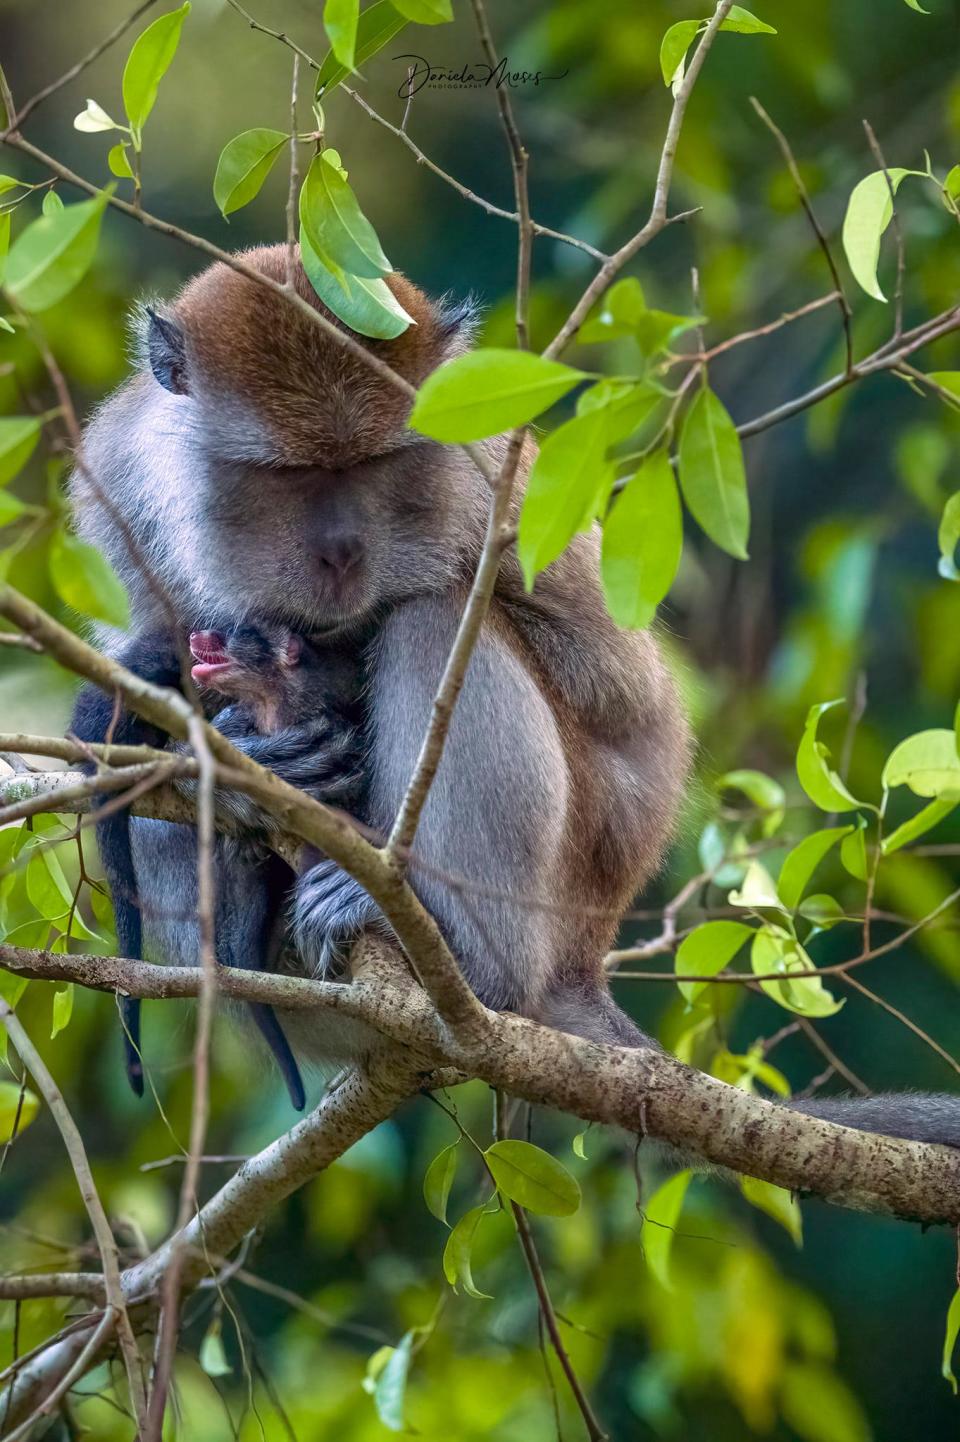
[3, 0, 960, 1437]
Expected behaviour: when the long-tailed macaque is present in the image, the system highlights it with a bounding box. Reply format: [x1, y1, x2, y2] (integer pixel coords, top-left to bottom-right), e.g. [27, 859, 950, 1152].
[70, 245, 960, 1145]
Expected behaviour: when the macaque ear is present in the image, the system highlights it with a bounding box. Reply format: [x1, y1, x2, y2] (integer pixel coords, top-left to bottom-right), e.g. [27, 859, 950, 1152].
[146, 306, 189, 395]
[282, 634, 303, 667]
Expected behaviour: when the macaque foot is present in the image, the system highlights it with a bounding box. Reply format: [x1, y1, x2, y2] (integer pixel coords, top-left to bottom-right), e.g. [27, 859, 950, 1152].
[291, 858, 389, 980]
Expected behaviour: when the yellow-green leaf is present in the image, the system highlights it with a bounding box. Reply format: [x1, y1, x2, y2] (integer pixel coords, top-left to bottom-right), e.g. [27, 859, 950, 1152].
[944, 1288, 960, 1393]
[6, 191, 111, 312]
[442, 1202, 494, 1298]
[882, 728, 960, 798]
[678, 386, 750, 560]
[740, 1174, 803, 1245]
[0, 1080, 40, 1142]
[410, 349, 587, 444]
[213, 129, 288, 217]
[643, 1170, 692, 1290]
[299, 226, 413, 339]
[299, 150, 391, 279]
[600, 449, 683, 629]
[517, 408, 612, 586]
[484, 1139, 580, 1216]
[0, 417, 41, 486]
[122, 3, 191, 140]
[51, 984, 74, 1039]
[777, 827, 851, 911]
[423, 1141, 459, 1224]
[49, 527, 130, 629]
[392, 0, 451, 20]
[842, 168, 919, 302]
[796, 700, 868, 813]
[675, 920, 754, 1004]
[324, 0, 360, 67]
[937, 492, 960, 579]
[316, 0, 407, 96]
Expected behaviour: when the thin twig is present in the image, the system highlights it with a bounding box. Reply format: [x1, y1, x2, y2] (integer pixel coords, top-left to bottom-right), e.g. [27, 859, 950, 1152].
[1, 1309, 116, 1442]
[842, 972, 960, 1077]
[145, 717, 218, 1438]
[285, 54, 299, 289]
[0, 1005, 148, 1430]
[544, 0, 739, 361]
[796, 1018, 870, 1095]
[12, 0, 159, 129]
[750, 97, 854, 374]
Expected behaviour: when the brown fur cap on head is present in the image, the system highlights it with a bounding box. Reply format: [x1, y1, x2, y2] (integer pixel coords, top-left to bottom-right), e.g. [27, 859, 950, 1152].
[141, 244, 478, 468]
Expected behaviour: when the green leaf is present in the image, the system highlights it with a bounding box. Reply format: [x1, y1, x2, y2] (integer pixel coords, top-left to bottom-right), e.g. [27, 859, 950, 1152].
[73, 98, 120, 133]
[0, 490, 27, 525]
[717, 768, 786, 835]
[841, 168, 919, 302]
[122, 3, 191, 141]
[882, 796, 958, 854]
[642, 1170, 692, 1290]
[300, 150, 391, 279]
[572, 1130, 588, 1159]
[579, 276, 647, 341]
[796, 700, 868, 813]
[675, 920, 753, 1004]
[41, 190, 64, 217]
[107, 143, 134, 179]
[423, 1141, 459, 1224]
[324, 0, 359, 67]
[678, 386, 750, 560]
[659, 19, 700, 87]
[600, 449, 682, 629]
[49, 527, 130, 629]
[0, 417, 41, 486]
[410, 349, 587, 444]
[903, 0, 929, 11]
[299, 226, 413, 339]
[0, 210, 10, 287]
[0, 1081, 39, 1142]
[882, 728, 960, 798]
[944, 1289, 960, 1393]
[6, 190, 111, 312]
[484, 1139, 581, 1216]
[213, 129, 288, 217]
[392, 0, 452, 20]
[937, 491, 960, 580]
[576, 378, 663, 443]
[373, 1331, 415, 1431]
[751, 926, 843, 1017]
[782, 1361, 870, 1442]
[797, 893, 845, 928]
[517, 408, 612, 586]
[199, 1319, 232, 1377]
[26, 849, 73, 919]
[659, 8, 774, 90]
[51, 984, 74, 1039]
[728, 859, 785, 913]
[442, 1202, 495, 1298]
[316, 0, 407, 96]
[777, 827, 852, 910]
[740, 1174, 803, 1245]
[722, 5, 777, 35]
[840, 822, 868, 880]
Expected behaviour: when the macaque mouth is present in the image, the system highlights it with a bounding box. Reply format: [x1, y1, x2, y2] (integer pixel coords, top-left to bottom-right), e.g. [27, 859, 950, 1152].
[188, 630, 234, 685]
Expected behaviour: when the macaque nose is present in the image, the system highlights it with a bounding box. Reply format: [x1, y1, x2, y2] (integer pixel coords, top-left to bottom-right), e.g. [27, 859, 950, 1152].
[315, 537, 362, 579]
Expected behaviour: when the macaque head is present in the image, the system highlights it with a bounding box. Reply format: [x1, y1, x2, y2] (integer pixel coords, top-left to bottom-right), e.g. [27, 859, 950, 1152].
[138, 246, 483, 632]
